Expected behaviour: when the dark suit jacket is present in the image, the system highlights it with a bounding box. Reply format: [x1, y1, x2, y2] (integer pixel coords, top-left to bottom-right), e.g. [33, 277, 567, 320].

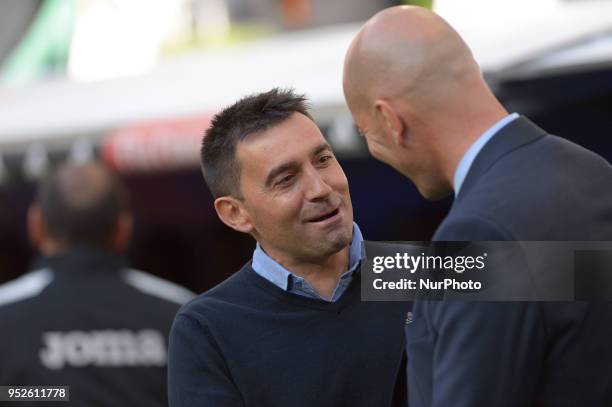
[406, 117, 612, 407]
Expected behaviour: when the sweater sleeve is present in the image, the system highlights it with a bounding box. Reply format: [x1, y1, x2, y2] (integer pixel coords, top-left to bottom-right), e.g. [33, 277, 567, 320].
[168, 314, 244, 407]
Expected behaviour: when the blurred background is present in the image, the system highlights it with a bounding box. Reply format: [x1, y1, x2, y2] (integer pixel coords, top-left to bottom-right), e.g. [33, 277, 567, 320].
[1, 0, 611, 293]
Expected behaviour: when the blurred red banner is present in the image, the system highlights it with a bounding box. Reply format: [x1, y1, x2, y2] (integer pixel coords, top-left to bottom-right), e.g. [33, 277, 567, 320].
[101, 114, 212, 173]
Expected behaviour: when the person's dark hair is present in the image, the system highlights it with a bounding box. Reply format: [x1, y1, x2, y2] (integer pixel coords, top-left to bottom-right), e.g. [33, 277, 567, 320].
[201, 88, 312, 198]
[37, 162, 129, 248]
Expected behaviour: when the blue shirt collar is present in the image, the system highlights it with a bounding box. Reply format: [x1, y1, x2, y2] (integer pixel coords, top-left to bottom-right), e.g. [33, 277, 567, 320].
[251, 222, 364, 291]
[453, 113, 520, 194]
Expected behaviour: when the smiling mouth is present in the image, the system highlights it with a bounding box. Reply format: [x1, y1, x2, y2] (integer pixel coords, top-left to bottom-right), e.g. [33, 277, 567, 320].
[307, 208, 340, 223]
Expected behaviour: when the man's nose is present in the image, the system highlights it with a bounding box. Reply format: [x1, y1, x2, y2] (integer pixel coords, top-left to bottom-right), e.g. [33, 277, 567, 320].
[304, 167, 333, 201]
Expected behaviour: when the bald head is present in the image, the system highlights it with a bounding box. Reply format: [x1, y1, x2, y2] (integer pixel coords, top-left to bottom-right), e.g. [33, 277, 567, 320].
[342, 6, 508, 200]
[34, 162, 130, 251]
[343, 6, 480, 112]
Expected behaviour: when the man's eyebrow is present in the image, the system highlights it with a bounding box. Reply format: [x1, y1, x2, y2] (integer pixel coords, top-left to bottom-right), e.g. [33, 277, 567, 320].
[265, 161, 299, 188]
[312, 143, 332, 156]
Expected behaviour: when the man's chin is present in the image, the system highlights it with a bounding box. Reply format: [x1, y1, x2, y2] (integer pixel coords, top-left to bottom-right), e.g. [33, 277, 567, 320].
[319, 227, 353, 255]
[419, 184, 454, 201]
[368, 147, 391, 167]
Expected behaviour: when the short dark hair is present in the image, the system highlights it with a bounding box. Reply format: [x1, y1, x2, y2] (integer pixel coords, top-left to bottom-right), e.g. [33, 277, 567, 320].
[37, 163, 129, 248]
[201, 88, 312, 198]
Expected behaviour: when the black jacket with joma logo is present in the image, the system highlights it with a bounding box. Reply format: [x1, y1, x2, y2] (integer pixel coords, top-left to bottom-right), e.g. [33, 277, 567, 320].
[0, 248, 194, 407]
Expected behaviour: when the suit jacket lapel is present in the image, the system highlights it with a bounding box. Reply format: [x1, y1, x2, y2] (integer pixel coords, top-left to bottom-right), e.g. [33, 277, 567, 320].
[457, 116, 548, 200]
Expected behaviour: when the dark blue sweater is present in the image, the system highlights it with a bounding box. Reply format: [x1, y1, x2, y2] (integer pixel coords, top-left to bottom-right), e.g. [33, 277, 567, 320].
[168, 264, 410, 407]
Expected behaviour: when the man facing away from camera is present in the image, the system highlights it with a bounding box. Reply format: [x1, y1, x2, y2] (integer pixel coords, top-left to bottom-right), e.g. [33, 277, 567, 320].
[0, 162, 194, 406]
[343, 5, 612, 407]
[168, 88, 410, 407]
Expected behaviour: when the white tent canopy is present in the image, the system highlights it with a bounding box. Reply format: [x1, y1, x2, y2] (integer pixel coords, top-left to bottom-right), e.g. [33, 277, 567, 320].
[0, 0, 611, 153]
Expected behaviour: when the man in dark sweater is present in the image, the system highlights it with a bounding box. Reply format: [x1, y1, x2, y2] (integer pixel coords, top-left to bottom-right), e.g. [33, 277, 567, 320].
[168, 89, 410, 406]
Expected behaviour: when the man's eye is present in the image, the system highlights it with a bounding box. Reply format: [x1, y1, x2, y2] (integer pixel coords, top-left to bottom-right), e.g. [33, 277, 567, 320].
[276, 174, 295, 186]
[318, 155, 333, 164]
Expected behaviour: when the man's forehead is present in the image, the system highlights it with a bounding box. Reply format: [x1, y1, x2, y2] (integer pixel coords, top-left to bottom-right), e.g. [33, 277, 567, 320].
[236, 117, 328, 161]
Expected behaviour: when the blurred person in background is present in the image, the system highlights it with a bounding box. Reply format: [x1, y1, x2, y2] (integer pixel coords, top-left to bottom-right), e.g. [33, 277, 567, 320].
[168, 88, 409, 407]
[343, 5, 612, 407]
[0, 162, 194, 406]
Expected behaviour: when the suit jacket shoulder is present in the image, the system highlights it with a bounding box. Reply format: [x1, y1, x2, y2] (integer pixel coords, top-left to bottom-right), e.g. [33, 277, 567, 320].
[435, 116, 612, 241]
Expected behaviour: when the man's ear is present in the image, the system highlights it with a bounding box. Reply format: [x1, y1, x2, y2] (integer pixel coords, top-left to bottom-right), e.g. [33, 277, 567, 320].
[111, 212, 133, 252]
[375, 99, 407, 147]
[27, 204, 45, 251]
[27, 204, 63, 255]
[214, 196, 253, 234]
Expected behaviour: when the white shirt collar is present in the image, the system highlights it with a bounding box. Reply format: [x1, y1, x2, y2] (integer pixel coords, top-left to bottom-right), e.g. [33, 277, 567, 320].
[453, 113, 520, 194]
